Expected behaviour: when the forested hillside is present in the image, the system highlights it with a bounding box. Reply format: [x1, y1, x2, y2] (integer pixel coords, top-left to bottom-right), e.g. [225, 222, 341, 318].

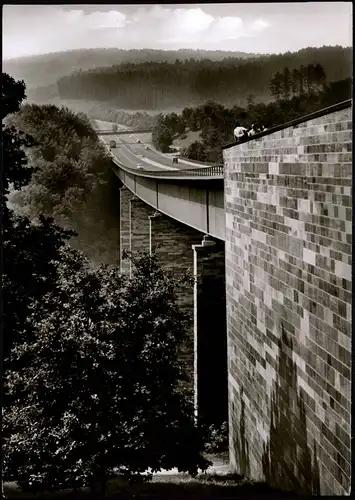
[3, 48, 258, 89]
[152, 72, 352, 163]
[56, 46, 352, 110]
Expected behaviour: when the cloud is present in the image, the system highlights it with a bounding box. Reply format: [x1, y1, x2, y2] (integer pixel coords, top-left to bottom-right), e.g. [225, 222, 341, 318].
[250, 19, 271, 32]
[3, 3, 351, 60]
[64, 9, 128, 30]
[131, 6, 269, 45]
[172, 8, 214, 33]
[1, 5, 271, 59]
[211, 16, 244, 40]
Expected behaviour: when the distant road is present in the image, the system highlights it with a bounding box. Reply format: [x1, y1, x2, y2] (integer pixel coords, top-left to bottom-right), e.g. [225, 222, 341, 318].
[100, 134, 178, 172]
[95, 118, 212, 171]
[98, 128, 207, 172]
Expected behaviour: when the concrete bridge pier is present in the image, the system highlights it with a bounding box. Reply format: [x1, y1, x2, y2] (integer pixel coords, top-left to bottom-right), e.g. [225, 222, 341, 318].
[149, 210, 203, 397]
[119, 197, 228, 425]
[192, 236, 228, 426]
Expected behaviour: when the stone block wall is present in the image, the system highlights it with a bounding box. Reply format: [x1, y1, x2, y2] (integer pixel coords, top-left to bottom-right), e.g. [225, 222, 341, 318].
[223, 105, 352, 495]
[129, 197, 153, 277]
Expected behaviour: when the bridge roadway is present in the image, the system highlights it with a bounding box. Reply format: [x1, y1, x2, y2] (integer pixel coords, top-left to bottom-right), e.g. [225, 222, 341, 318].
[94, 120, 225, 240]
[96, 137, 224, 241]
[95, 119, 214, 171]
[100, 133, 179, 171]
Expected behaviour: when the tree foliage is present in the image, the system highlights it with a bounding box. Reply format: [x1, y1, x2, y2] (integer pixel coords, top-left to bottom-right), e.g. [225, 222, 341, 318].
[3, 251, 210, 492]
[2, 74, 75, 362]
[6, 103, 111, 222]
[152, 116, 174, 153]
[270, 63, 327, 101]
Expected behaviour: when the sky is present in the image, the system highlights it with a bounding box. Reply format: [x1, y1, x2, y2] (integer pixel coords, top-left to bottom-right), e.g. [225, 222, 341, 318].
[2, 2, 353, 60]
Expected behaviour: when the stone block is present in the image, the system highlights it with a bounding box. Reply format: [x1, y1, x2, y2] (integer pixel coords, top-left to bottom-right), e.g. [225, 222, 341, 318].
[223, 105, 352, 495]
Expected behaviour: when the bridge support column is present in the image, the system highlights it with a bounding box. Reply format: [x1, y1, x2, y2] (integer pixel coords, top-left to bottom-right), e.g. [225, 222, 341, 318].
[149, 211, 203, 397]
[129, 197, 153, 278]
[192, 235, 227, 426]
[119, 186, 132, 275]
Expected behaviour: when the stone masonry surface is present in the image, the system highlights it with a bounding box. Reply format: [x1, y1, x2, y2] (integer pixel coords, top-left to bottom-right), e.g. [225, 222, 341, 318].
[119, 186, 131, 275]
[150, 212, 203, 396]
[223, 107, 352, 495]
[129, 197, 153, 276]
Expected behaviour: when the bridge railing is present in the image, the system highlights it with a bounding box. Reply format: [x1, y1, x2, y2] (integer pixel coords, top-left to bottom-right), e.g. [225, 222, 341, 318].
[111, 157, 224, 179]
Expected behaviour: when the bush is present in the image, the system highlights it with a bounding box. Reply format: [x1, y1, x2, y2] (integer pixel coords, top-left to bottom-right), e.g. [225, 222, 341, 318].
[204, 422, 229, 455]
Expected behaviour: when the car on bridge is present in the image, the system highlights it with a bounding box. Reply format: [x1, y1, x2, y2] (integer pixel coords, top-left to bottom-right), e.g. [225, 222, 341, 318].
[145, 145, 150, 150]
[136, 163, 144, 170]
[136, 139, 141, 143]
[109, 140, 116, 149]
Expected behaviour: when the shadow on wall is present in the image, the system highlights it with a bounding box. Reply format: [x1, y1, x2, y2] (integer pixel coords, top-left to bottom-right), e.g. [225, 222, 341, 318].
[233, 387, 251, 478]
[262, 324, 321, 495]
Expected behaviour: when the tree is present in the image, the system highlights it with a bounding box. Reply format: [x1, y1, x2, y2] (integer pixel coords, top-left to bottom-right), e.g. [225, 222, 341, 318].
[269, 71, 283, 101]
[2, 74, 75, 363]
[152, 118, 173, 153]
[281, 67, 291, 100]
[291, 68, 300, 97]
[183, 141, 207, 162]
[2, 73, 77, 500]
[299, 65, 307, 96]
[3, 250, 210, 493]
[6, 103, 111, 222]
[306, 64, 315, 94]
[313, 63, 326, 91]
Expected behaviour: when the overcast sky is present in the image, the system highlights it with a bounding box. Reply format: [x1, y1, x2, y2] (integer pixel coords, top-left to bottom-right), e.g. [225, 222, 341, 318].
[2, 2, 352, 60]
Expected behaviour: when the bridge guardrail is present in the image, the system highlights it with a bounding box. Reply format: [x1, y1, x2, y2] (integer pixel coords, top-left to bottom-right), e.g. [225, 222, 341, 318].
[111, 156, 224, 179]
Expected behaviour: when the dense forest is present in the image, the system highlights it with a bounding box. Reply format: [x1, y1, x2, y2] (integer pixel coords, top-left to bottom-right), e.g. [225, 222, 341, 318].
[152, 67, 352, 163]
[56, 46, 352, 110]
[3, 48, 258, 89]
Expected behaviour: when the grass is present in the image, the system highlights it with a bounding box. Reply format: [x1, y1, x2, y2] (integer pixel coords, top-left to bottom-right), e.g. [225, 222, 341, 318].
[4, 474, 299, 499]
[4, 455, 299, 500]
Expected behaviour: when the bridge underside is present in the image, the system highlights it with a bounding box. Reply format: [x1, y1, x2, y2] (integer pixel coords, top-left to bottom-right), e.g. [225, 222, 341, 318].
[114, 166, 225, 241]
[119, 184, 228, 427]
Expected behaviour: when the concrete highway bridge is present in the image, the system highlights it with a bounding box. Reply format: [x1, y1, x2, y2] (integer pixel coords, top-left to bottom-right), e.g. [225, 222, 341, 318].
[95, 100, 352, 496]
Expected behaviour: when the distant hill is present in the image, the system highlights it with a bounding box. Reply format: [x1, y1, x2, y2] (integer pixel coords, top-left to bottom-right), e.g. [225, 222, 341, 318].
[3, 45, 351, 116]
[2, 48, 260, 89]
[55, 45, 352, 110]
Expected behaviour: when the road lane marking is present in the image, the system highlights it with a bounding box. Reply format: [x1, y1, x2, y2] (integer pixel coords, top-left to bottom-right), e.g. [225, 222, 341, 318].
[100, 138, 178, 171]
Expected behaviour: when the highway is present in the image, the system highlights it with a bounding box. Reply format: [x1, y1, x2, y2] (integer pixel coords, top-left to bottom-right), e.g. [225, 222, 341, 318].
[101, 133, 212, 172]
[94, 119, 212, 172]
[100, 134, 179, 172]
[119, 134, 211, 170]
